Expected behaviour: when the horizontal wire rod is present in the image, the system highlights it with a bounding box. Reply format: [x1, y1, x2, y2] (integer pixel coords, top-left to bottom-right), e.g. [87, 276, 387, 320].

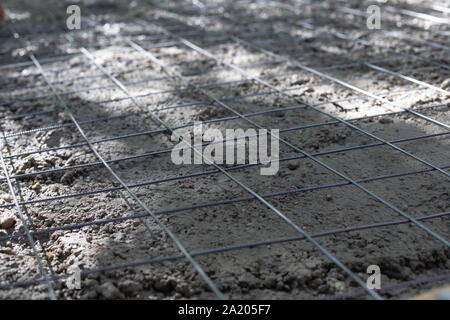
[3, 59, 436, 135]
[0, 40, 180, 71]
[9, 25, 226, 299]
[154, 5, 450, 132]
[384, 4, 450, 24]
[1, 131, 448, 211]
[0, 25, 297, 71]
[142, 13, 450, 247]
[5, 27, 406, 96]
[3, 60, 437, 139]
[1, 155, 449, 241]
[0, 56, 286, 107]
[2, 105, 447, 183]
[1, 208, 448, 291]
[0, 41, 350, 107]
[0, 31, 400, 106]
[8, 86, 440, 160]
[0, 30, 285, 84]
[78, 20, 381, 298]
[0, 4, 222, 41]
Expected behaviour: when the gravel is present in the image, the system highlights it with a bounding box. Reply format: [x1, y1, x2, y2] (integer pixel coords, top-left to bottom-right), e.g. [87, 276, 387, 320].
[0, 0, 448, 300]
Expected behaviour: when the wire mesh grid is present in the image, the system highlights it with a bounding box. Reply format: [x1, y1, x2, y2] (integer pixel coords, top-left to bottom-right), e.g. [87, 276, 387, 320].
[0, 0, 449, 300]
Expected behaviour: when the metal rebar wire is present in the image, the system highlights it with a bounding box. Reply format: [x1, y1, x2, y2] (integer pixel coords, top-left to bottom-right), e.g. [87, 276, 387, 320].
[206, 5, 450, 131]
[280, 3, 450, 70]
[1, 208, 448, 292]
[227, 36, 450, 167]
[1, 157, 449, 242]
[0, 135, 56, 299]
[0, 39, 407, 108]
[2, 56, 439, 139]
[0, 23, 297, 72]
[1, 104, 447, 183]
[148, 7, 450, 146]
[1, 3, 446, 300]
[0, 54, 284, 95]
[2, 2, 446, 298]
[380, 3, 450, 25]
[265, 0, 450, 69]
[0, 53, 373, 109]
[75, 37, 382, 299]
[136, 16, 450, 247]
[8, 26, 226, 300]
[2, 62, 438, 142]
[2, 89, 429, 161]
[252, 1, 450, 71]
[215, 37, 450, 175]
[318, 0, 450, 41]
[266, 1, 450, 95]
[0, 135, 448, 214]
[336, 6, 450, 50]
[412, 2, 450, 15]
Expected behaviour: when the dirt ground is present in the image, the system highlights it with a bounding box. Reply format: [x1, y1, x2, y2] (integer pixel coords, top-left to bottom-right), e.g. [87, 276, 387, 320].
[0, 0, 449, 300]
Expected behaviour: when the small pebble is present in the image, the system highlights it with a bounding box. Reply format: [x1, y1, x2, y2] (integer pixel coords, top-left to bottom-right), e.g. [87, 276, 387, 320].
[440, 78, 450, 90]
[1, 216, 16, 229]
[97, 282, 121, 300]
[1, 193, 12, 203]
[379, 118, 393, 124]
[326, 194, 333, 201]
[31, 182, 40, 190]
[287, 160, 300, 170]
